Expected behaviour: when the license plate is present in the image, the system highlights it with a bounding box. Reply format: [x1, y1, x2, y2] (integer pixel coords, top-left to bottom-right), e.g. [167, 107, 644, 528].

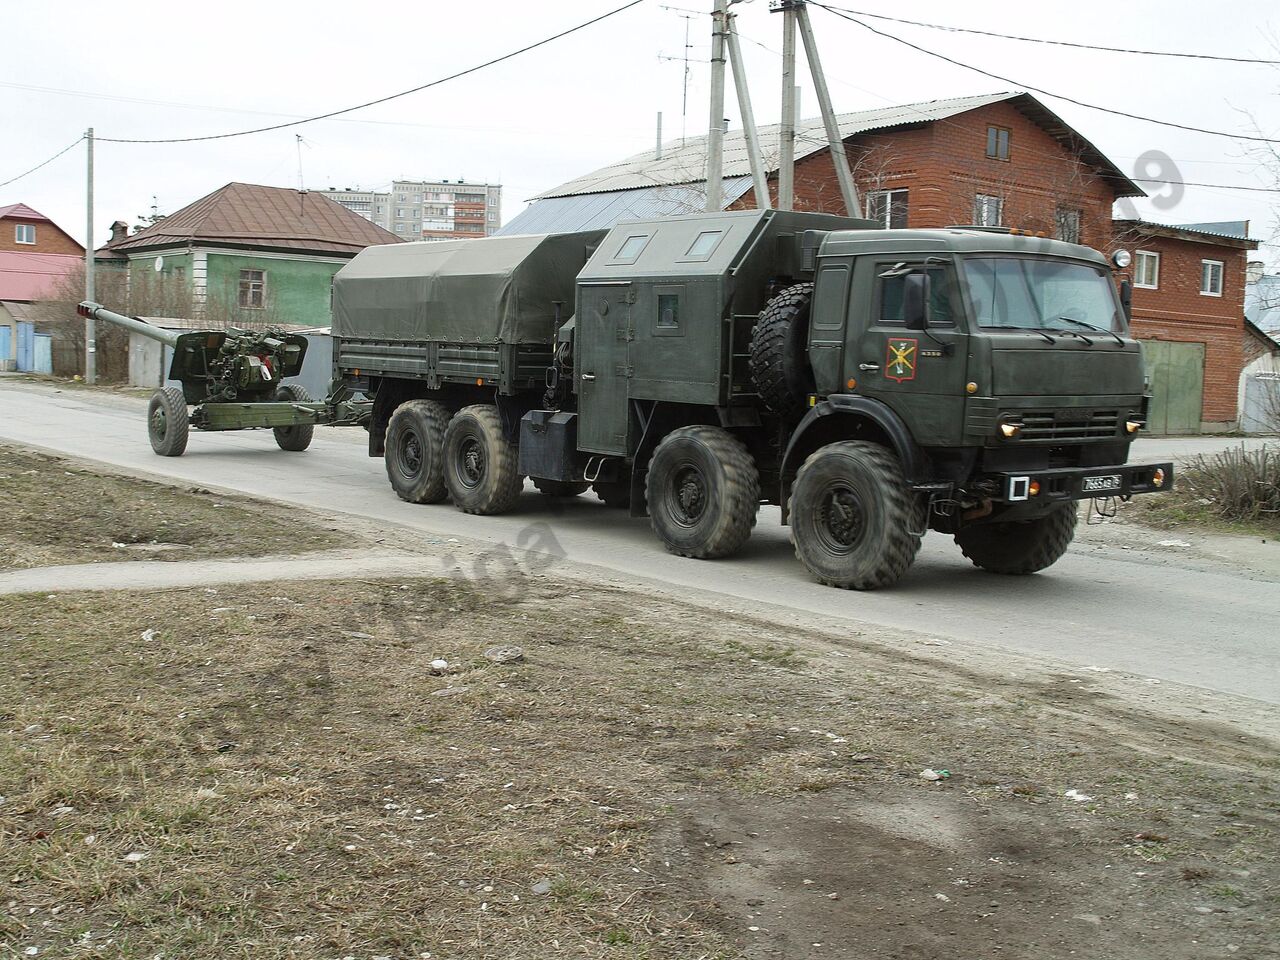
[1082, 474, 1121, 493]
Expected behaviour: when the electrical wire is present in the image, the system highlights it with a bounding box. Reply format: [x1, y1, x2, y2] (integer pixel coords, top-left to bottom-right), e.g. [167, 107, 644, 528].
[1134, 178, 1280, 193]
[95, 0, 646, 144]
[811, 3, 1280, 145]
[818, 5, 1280, 64]
[0, 136, 85, 189]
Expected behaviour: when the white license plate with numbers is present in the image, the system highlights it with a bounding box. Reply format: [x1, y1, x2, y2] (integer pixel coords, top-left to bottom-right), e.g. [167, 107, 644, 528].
[1082, 474, 1121, 493]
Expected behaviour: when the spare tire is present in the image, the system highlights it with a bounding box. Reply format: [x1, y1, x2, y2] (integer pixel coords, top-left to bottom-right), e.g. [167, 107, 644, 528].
[749, 282, 815, 420]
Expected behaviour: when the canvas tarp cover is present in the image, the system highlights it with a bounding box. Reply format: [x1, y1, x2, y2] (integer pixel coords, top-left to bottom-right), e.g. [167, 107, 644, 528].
[332, 231, 603, 344]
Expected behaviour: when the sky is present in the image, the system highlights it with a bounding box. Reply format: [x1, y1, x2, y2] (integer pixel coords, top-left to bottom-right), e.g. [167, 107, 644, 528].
[2, 0, 1277, 264]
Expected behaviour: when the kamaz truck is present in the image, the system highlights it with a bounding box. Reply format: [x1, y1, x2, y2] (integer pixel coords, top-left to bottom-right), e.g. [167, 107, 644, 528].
[332, 209, 1172, 590]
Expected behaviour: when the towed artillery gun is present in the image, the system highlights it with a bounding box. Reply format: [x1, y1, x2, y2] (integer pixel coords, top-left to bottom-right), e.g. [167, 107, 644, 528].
[77, 301, 371, 456]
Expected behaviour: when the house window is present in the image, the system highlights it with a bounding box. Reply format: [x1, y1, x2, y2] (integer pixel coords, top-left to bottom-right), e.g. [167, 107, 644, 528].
[986, 126, 1011, 161]
[1054, 208, 1082, 244]
[238, 269, 265, 309]
[1134, 251, 1160, 289]
[1201, 259, 1224, 297]
[865, 189, 908, 229]
[174, 266, 186, 283]
[974, 194, 1003, 227]
[489, 195, 498, 206]
[14, 223, 35, 244]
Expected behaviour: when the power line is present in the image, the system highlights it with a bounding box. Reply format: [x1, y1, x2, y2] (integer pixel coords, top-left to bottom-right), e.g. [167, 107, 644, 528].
[96, 1, 646, 144]
[0, 136, 85, 190]
[811, 4, 1280, 145]
[818, 5, 1280, 64]
[1135, 178, 1280, 193]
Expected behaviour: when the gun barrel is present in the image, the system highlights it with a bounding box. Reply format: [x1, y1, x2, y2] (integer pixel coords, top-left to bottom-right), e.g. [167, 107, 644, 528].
[77, 301, 183, 348]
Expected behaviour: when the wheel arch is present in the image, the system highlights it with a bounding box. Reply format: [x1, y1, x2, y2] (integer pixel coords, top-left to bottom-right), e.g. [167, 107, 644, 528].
[779, 395, 928, 523]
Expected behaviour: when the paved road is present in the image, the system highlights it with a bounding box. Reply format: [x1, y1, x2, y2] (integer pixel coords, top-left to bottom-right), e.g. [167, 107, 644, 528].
[2, 379, 1277, 705]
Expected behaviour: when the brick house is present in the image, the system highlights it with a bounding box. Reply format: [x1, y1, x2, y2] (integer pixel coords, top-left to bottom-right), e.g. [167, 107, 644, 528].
[0, 203, 84, 371]
[505, 91, 1260, 432]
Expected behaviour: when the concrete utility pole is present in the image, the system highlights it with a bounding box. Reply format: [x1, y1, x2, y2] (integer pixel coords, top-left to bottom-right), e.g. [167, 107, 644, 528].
[656, 111, 663, 159]
[776, 2, 798, 210]
[704, 0, 729, 212]
[725, 10, 770, 210]
[795, 2, 859, 216]
[84, 127, 95, 384]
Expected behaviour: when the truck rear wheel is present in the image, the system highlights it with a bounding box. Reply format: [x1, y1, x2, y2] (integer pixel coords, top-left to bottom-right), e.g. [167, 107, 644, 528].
[533, 478, 589, 498]
[385, 399, 450, 504]
[272, 382, 314, 452]
[955, 503, 1078, 575]
[749, 282, 815, 420]
[646, 425, 759, 559]
[790, 441, 923, 590]
[147, 387, 189, 457]
[444, 404, 523, 515]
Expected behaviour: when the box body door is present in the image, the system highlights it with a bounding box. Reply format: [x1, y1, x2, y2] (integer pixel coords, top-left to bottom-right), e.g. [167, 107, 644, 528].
[576, 281, 633, 455]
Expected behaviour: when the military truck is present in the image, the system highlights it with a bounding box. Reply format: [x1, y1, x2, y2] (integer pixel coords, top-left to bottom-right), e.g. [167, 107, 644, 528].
[332, 209, 1172, 589]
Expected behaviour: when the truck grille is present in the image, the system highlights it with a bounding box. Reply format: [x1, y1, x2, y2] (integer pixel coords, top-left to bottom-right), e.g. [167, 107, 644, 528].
[1014, 408, 1120, 441]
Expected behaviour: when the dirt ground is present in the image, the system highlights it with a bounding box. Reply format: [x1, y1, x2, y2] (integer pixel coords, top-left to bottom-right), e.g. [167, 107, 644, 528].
[0, 445, 346, 569]
[2, 572, 1276, 959]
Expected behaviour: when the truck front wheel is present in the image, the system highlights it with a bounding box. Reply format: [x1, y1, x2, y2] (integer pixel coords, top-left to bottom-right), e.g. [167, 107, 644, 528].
[646, 425, 759, 559]
[443, 404, 523, 515]
[954, 503, 1077, 575]
[790, 441, 923, 590]
[147, 387, 189, 457]
[385, 399, 450, 503]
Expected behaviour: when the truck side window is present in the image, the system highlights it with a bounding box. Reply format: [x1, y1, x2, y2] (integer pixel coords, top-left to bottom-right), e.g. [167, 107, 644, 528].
[654, 287, 683, 336]
[812, 265, 850, 330]
[878, 266, 953, 326]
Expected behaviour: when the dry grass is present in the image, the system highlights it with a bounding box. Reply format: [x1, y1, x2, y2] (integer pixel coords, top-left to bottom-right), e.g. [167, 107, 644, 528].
[0, 446, 346, 569]
[1137, 444, 1280, 534]
[1, 576, 1277, 958]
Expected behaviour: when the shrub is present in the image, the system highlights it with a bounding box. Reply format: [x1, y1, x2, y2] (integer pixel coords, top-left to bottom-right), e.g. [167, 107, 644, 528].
[1173, 445, 1280, 525]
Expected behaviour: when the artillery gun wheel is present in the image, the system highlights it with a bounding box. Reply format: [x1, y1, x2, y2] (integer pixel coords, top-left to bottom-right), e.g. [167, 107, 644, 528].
[273, 383, 315, 452]
[147, 387, 189, 457]
[443, 404, 523, 515]
[385, 399, 451, 503]
[749, 282, 815, 420]
[533, 478, 590, 498]
[646, 425, 759, 559]
[789, 441, 924, 590]
[955, 503, 1077, 575]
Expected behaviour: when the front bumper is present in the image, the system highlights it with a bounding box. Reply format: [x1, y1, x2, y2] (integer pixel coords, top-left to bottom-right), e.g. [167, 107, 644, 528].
[992, 461, 1173, 503]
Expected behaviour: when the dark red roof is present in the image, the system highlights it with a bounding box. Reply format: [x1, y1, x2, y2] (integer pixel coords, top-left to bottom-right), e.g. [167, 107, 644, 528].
[104, 182, 402, 256]
[0, 203, 52, 222]
[0, 251, 81, 301]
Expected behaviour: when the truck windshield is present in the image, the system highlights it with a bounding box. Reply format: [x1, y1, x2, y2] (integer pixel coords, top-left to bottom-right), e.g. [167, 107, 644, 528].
[963, 257, 1122, 332]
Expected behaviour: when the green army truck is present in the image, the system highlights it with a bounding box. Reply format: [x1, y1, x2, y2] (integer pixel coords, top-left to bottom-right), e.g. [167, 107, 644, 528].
[332, 209, 1172, 590]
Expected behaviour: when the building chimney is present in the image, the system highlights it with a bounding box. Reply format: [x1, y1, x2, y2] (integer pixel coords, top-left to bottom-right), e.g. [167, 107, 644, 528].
[109, 220, 128, 244]
[1247, 260, 1265, 284]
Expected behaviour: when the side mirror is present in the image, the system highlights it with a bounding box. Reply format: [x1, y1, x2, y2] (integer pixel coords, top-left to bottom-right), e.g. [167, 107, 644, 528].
[1119, 279, 1133, 323]
[903, 272, 931, 330]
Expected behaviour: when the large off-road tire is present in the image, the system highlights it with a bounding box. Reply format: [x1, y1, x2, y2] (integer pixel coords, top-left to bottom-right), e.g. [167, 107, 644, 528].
[443, 404, 523, 515]
[789, 441, 924, 590]
[646, 425, 759, 559]
[533, 478, 590, 498]
[955, 503, 1078, 575]
[384, 399, 451, 504]
[749, 282, 815, 420]
[147, 387, 189, 457]
[272, 382, 315, 452]
[593, 480, 631, 509]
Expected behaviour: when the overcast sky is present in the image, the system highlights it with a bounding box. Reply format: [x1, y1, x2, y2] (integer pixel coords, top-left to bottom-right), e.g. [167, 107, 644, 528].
[3, 0, 1276, 263]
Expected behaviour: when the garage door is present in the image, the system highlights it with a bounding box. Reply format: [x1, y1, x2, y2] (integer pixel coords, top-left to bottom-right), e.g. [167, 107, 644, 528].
[1143, 340, 1205, 435]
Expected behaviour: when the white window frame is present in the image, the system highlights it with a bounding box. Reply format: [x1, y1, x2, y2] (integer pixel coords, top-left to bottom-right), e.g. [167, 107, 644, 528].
[865, 188, 908, 229]
[14, 223, 35, 244]
[1200, 259, 1224, 298]
[1134, 250, 1160, 289]
[973, 194, 1003, 227]
[237, 268, 266, 309]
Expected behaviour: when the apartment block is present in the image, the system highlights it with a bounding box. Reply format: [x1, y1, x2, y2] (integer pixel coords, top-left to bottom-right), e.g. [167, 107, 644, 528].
[324, 180, 502, 240]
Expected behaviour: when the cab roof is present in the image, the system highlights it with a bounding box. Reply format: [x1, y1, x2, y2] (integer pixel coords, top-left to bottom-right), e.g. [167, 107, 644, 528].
[820, 227, 1110, 267]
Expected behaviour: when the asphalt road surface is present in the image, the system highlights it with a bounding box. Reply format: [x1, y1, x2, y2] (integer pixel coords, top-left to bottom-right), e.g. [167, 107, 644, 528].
[2, 378, 1276, 706]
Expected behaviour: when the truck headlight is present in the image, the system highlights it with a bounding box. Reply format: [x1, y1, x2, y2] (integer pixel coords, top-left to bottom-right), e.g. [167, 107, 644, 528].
[1125, 419, 1144, 434]
[1112, 249, 1132, 269]
[999, 421, 1023, 439]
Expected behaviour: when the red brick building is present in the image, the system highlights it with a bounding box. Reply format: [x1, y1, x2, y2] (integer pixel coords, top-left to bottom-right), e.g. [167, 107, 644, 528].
[510, 91, 1259, 432]
[0, 202, 83, 256]
[0, 203, 84, 371]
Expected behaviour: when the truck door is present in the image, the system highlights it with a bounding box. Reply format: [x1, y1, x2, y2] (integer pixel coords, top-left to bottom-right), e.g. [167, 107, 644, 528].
[851, 258, 969, 445]
[577, 280, 633, 455]
[808, 257, 853, 394]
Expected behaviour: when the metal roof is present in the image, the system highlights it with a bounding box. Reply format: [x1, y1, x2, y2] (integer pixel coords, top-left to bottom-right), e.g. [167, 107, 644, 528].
[497, 177, 754, 237]
[535, 92, 1142, 200]
[0, 203, 51, 222]
[0, 251, 81, 301]
[1114, 219, 1259, 249]
[1173, 221, 1251, 240]
[104, 183, 403, 257]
